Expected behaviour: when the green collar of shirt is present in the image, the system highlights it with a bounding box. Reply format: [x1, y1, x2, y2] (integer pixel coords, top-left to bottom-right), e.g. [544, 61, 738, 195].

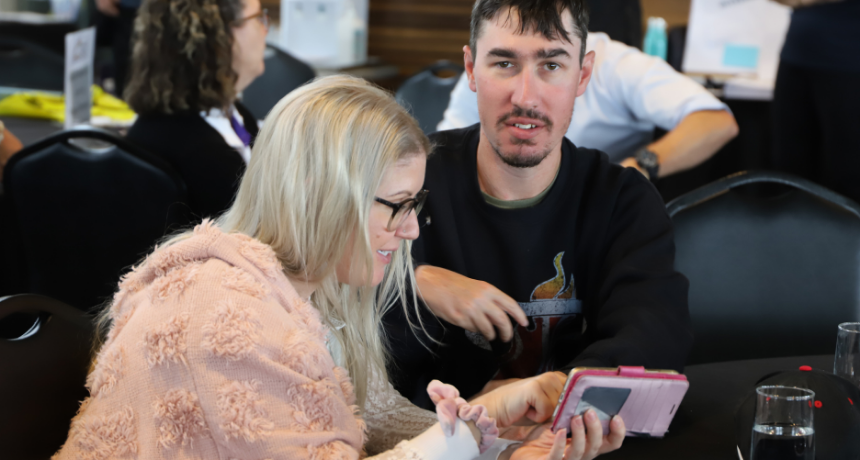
[481, 166, 561, 209]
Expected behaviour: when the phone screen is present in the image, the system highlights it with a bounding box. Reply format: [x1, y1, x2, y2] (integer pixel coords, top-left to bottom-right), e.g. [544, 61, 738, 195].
[573, 387, 631, 425]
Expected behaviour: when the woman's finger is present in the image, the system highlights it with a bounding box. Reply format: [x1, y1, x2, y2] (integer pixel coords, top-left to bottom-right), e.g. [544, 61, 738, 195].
[567, 416, 586, 460]
[582, 410, 603, 460]
[601, 416, 626, 453]
[547, 428, 568, 460]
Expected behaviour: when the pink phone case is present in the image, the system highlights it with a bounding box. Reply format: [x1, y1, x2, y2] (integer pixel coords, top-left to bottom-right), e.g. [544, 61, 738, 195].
[550, 366, 689, 438]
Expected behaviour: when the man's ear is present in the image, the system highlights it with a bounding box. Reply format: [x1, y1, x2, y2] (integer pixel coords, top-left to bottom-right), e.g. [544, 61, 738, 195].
[576, 50, 595, 98]
[464, 45, 477, 93]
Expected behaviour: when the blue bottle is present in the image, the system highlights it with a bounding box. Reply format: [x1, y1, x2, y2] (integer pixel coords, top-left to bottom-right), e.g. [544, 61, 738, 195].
[643, 17, 668, 60]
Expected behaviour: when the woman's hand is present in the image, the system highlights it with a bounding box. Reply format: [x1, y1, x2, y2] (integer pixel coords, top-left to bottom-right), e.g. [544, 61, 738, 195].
[503, 411, 626, 460]
[471, 371, 566, 428]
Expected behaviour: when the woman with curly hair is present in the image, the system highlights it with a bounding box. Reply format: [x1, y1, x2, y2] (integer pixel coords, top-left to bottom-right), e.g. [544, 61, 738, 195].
[124, 0, 269, 220]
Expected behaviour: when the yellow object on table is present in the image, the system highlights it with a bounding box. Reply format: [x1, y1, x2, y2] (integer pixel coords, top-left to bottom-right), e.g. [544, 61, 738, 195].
[0, 86, 136, 126]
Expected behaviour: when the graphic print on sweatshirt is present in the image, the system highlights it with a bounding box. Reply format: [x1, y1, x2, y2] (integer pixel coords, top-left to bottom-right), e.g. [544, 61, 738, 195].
[497, 251, 582, 378]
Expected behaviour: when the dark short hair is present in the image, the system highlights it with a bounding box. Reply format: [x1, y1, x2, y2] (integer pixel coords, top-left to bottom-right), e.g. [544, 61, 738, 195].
[470, 0, 590, 62]
[124, 0, 244, 115]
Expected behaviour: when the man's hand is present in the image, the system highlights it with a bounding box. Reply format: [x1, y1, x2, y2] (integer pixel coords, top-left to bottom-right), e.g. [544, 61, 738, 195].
[471, 372, 566, 428]
[95, 0, 121, 16]
[416, 265, 528, 342]
[619, 158, 649, 180]
[501, 411, 626, 460]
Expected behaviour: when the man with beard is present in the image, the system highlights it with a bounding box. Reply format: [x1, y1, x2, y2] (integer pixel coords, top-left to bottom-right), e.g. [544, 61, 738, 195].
[385, 0, 693, 431]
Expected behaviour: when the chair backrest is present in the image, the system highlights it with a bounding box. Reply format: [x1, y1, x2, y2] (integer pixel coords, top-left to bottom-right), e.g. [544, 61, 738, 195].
[2, 128, 188, 311]
[667, 171, 860, 364]
[666, 25, 687, 72]
[0, 294, 94, 460]
[0, 37, 64, 91]
[395, 61, 464, 135]
[241, 45, 316, 120]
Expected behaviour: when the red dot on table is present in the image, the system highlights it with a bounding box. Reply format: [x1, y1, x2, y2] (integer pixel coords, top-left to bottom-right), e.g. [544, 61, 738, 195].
[849, 398, 854, 405]
[799, 365, 812, 371]
[815, 401, 823, 408]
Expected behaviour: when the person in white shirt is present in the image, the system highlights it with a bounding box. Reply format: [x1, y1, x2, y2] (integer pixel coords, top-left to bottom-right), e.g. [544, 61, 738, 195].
[439, 32, 739, 181]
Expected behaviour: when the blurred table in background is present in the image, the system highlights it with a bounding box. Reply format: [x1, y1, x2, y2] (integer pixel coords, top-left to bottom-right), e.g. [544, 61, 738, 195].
[602, 354, 832, 460]
[0, 11, 79, 55]
[2, 116, 64, 147]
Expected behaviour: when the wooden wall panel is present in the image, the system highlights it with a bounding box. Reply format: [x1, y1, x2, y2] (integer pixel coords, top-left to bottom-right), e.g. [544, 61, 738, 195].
[366, 0, 692, 83]
[368, 0, 473, 80]
[641, 0, 691, 30]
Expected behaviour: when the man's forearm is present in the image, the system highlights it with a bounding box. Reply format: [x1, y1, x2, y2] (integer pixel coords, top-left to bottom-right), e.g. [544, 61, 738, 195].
[647, 110, 738, 178]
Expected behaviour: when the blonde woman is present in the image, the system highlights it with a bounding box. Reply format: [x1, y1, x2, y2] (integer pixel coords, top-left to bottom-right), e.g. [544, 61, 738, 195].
[53, 76, 582, 460]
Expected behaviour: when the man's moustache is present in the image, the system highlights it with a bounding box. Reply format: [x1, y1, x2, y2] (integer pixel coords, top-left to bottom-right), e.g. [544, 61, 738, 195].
[497, 108, 553, 129]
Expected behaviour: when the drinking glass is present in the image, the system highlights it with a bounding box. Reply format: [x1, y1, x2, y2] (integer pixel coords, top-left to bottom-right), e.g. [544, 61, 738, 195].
[750, 386, 815, 460]
[835, 322, 860, 387]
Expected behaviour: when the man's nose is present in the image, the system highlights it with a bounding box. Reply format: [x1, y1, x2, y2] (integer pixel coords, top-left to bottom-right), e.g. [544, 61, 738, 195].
[511, 68, 540, 110]
[395, 210, 421, 240]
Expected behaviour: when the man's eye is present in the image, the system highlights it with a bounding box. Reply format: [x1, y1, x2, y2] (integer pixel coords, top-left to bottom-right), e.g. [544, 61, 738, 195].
[546, 62, 560, 70]
[497, 61, 513, 68]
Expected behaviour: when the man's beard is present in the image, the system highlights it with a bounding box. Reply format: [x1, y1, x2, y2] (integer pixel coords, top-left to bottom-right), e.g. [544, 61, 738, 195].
[492, 141, 553, 168]
[492, 106, 554, 169]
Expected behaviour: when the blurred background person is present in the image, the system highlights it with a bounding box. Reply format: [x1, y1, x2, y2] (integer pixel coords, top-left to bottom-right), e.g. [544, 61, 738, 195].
[770, 0, 860, 203]
[94, 0, 140, 96]
[123, 0, 268, 220]
[585, 0, 643, 48]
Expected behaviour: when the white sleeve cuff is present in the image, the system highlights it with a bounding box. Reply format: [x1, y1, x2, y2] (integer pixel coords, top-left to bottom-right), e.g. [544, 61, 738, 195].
[404, 419, 480, 460]
[475, 439, 522, 460]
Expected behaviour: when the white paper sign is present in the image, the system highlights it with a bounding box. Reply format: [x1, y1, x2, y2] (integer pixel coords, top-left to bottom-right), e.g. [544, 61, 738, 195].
[683, 0, 792, 80]
[64, 26, 96, 129]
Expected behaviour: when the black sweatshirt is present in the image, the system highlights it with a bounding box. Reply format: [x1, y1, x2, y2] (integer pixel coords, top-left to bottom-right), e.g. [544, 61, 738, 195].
[385, 125, 692, 407]
[126, 101, 259, 221]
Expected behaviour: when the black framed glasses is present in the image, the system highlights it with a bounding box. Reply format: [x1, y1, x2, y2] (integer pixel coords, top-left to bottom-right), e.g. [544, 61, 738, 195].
[375, 189, 429, 232]
[237, 8, 268, 28]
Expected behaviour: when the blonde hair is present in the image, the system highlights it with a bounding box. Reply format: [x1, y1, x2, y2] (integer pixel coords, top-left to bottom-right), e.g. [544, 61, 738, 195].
[220, 75, 430, 409]
[221, 75, 429, 407]
[94, 75, 429, 409]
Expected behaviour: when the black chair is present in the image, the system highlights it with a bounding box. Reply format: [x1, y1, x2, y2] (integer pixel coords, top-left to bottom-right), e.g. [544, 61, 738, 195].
[2, 128, 188, 311]
[0, 294, 94, 460]
[0, 37, 65, 91]
[395, 61, 464, 135]
[241, 45, 316, 120]
[667, 171, 860, 364]
[666, 26, 687, 73]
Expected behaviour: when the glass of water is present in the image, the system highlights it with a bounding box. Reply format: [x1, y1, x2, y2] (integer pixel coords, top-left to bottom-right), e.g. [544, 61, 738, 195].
[835, 322, 860, 387]
[751, 386, 815, 460]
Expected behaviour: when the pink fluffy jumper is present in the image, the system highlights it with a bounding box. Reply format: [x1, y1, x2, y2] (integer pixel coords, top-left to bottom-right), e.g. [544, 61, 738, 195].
[53, 221, 367, 460]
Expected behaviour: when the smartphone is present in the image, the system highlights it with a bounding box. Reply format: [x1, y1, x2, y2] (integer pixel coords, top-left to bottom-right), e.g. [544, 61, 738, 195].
[549, 366, 689, 438]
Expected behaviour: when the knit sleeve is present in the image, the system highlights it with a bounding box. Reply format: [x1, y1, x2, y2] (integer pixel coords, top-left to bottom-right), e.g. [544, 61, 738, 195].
[363, 361, 438, 455]
[185, 261, 480, 460]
